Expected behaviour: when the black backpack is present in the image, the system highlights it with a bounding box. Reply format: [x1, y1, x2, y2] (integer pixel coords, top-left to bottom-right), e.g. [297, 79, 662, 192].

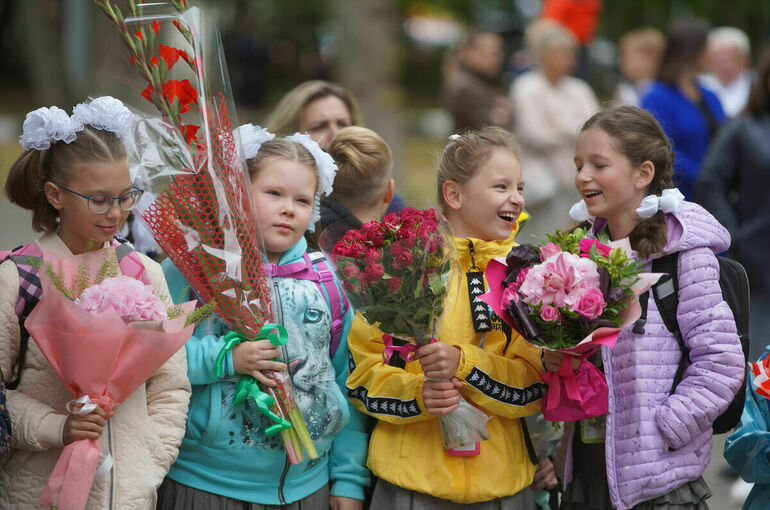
[634, 253, 750, 434]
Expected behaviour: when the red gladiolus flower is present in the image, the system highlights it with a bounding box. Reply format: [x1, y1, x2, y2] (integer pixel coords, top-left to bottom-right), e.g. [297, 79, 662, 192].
[151, 57, 159, 67]
[128, 55, 136, 65]
[159, 44, 186, 70]
[135, 30, 144, 41]
[152, 20, 161, 35]
[141, 84, 154, 103]
[162, 79, 198, 114]
[181, 124, 200, 145]
[173, 20, 183, 31]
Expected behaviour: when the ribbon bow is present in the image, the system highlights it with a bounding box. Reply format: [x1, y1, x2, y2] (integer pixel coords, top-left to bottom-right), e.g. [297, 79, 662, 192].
[568, 200, 593, 223]
[381, 335, 436, 363]
[635, 188, 685, 218]
[215, 325, 292, 437]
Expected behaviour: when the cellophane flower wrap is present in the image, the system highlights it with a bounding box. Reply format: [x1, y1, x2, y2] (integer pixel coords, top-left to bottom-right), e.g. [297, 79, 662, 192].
[324, 207, 491, 452]
[94, 1, 315, 465]
[482, 228, 661, 421]
[751, 353, 770, 400]
[24, 246, 197, 510]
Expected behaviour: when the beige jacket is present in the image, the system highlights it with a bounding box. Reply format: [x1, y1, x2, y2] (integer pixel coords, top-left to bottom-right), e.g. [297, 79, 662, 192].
[0, 233, 190, 510]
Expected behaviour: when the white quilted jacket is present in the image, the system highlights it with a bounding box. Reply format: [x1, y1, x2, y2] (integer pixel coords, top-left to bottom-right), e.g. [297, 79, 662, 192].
[0, 233, 190, 509]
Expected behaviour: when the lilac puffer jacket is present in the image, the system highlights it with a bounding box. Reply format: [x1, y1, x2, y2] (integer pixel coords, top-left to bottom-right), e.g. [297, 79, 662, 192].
[560, 201, 745, 510]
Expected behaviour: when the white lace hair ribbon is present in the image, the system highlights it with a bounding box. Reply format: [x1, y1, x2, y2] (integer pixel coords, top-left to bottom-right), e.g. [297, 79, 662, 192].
[235, 124, 275, 160]
[635, 188, 685, 218]
[19, 106, 83, 151]
[72, 96, 134, 143]
[285, 132, 339, 232]
[569, 199, 593, 223]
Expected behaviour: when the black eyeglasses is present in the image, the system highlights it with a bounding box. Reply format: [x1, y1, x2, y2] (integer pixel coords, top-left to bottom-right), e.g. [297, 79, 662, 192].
[55, 184, 144, 214]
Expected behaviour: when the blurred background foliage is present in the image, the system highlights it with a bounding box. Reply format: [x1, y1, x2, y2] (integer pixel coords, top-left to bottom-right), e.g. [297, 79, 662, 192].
[0, 0, 769, 207]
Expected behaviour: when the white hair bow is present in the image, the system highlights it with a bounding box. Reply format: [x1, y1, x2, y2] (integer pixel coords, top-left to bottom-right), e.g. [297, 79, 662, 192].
[569, 199, 593, 223]
[285, 132, 338, 233]
[635, 188, 685, 218]
[72, 96, 134, 143]
[19, 106, 83, 151]
[235, 124, 275, 160]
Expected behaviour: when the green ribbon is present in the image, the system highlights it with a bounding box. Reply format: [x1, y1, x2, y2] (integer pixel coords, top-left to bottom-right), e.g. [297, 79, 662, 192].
[214, 324, 291, 437]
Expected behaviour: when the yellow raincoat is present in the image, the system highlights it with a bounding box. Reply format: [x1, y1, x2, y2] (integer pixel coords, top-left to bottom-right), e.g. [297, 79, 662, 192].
[346, 223, 546, 503]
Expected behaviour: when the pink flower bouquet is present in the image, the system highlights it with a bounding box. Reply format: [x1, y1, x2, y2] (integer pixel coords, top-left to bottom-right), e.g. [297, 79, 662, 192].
[23, 248, 197, 510]
[482, 228, 660, 421]
[324, 208, 491, 453]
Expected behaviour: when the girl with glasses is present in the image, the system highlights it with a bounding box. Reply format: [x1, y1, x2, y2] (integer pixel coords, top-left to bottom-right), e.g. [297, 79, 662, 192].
[0, 97, 190, 509]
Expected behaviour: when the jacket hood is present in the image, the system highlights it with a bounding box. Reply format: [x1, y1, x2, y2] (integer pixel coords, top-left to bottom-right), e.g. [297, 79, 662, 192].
[660, 200, 730, 256]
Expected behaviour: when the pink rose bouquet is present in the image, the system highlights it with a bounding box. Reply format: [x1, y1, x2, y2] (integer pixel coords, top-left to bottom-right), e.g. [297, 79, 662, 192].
[482, 228, 661, 421]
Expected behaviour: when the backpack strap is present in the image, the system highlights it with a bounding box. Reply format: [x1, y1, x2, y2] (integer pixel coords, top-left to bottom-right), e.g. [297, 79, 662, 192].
[308, 252, 349, 357]
[2, 243, 44, 390]
[650, 253, 687, 393]
[267, 252, 350, 357]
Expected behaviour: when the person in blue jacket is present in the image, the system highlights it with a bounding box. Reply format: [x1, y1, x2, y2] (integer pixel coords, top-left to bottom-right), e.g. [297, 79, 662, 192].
[157, 126, 369, 510]
[724, 353, 770, 510]
[641, 19, 726, 202]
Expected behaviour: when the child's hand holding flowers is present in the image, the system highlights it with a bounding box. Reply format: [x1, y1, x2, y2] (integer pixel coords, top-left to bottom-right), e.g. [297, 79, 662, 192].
[231, 340, 286, 387]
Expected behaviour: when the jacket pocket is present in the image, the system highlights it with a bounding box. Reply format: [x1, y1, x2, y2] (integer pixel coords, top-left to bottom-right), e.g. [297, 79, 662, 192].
[185, 383, 222, 445]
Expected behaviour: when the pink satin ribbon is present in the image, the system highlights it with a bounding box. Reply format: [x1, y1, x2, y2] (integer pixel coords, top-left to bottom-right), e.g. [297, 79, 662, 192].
[381, 335, 437, 363]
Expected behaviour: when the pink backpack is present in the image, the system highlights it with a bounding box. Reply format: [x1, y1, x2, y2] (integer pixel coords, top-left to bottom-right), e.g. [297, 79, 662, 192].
[267, 251, 349, 356]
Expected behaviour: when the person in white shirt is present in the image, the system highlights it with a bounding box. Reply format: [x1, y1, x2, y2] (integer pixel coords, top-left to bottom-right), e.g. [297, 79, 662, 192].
[699, 26, 753, 118]
[510, 19, 599, 239]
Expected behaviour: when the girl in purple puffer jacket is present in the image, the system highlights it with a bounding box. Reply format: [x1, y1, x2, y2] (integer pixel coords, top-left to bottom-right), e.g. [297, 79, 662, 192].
[555, 105, 745, 509]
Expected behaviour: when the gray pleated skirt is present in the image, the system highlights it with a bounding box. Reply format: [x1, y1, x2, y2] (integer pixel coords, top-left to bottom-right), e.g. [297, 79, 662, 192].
[369, 479, 535, 510]
[156, 477, 330, 510]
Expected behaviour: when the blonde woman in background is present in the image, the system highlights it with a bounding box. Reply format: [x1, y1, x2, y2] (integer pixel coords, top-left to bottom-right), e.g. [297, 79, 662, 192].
[267, 81, 404, 216]
[510, 19, 599, 241]
[267, 80, 362, 149]
[319, 126, 394, 247]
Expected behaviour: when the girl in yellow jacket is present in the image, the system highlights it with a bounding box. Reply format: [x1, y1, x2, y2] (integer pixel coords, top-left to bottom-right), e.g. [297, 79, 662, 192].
[346, 127, 562, 508]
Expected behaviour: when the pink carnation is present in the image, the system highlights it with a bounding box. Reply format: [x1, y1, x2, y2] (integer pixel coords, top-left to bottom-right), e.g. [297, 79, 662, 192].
[578, 238, 612, 259]
[75, 275, 167, 322]
[363, 262, 385, 282]
[385, 277, 402, 291]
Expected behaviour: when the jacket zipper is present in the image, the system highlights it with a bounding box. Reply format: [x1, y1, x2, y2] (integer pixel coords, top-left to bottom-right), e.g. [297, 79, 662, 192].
[107, 419, 114, 510]
[278, 455, 290, 504]
[272, 278, 290, 505]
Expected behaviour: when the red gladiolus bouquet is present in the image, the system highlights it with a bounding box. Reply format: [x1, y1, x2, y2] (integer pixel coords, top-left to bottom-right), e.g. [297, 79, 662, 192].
[751, 354, 770, 400]
[94, 1, 314, 465]
[324, 208, 491, 453]
[482, 228, 661, 421]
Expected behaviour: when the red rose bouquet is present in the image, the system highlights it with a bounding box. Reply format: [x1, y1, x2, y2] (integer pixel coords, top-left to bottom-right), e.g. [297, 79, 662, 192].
[324, 208, 491, 453]
[482, 228, 661, 421]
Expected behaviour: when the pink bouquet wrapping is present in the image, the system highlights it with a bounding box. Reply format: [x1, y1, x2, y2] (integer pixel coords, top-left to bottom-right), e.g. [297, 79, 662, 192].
[23, 249, 197, 510]
[482, 228, 660, 421]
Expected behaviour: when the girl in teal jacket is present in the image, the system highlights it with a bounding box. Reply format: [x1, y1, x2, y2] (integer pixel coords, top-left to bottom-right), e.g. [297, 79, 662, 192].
[157, 127, 369, 509]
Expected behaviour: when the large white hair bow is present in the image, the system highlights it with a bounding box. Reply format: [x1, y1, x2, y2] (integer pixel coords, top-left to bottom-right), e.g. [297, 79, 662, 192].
[235, 124, 275, 160]
[635, 188, 685, 218]
[285, 132, 338, 232]
[19, 106, 83, 151]
[72, 96, 134, 143]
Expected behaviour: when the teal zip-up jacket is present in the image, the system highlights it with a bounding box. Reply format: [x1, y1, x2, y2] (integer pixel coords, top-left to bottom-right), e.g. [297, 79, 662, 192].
[162, 237, 369, 504]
